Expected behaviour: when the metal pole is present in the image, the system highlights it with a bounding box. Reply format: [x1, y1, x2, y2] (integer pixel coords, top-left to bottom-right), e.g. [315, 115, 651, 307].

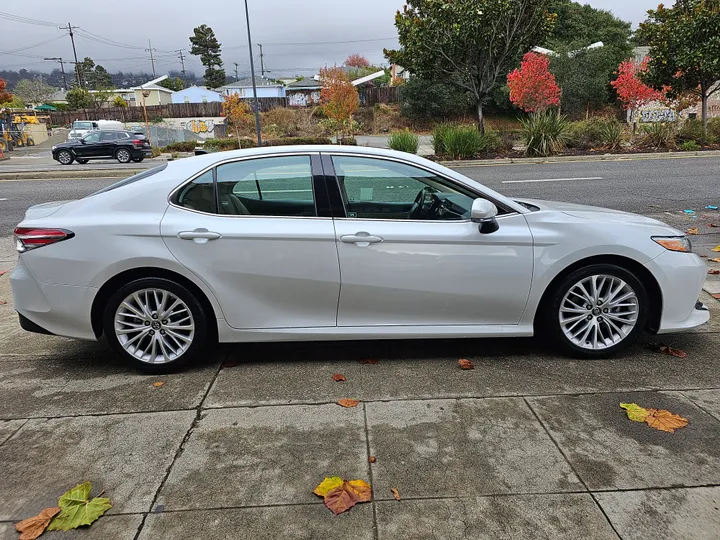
[258, 44, 265, 77]
[244, 0, 262, 147]
[147, 40, 156, 78]
[45, 58, 68, 90]
[61, 22, 82, 88]
[234, 62, 239, 82]
[177, 50, 187, 77]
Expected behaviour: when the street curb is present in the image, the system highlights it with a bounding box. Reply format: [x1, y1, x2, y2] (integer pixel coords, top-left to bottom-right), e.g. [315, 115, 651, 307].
[441, 150, 720, 167]
[0, 170, 143, 181]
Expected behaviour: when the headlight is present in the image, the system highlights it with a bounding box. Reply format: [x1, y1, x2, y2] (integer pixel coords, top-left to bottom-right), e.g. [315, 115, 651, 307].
[652, 236, 692, 253]
[51, 145, 57, 151]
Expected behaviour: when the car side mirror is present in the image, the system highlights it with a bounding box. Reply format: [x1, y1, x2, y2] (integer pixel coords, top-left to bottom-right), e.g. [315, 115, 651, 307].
[79, 138, 86, 144]
[471, 199, 499, 234]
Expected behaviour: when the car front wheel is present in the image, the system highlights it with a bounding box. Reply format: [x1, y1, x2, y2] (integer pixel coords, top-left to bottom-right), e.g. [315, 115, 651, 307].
[544, 264, 648, 358]
[103, 277, 209, 372]
[115, 148, 132, 163]
[56, 150, 74, 165]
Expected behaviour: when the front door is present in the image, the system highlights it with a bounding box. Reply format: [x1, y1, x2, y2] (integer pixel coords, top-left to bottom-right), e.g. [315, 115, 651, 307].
[75, 131, 102, 158]
[161, 154, 341, 329]
[325, 154, 534, 327]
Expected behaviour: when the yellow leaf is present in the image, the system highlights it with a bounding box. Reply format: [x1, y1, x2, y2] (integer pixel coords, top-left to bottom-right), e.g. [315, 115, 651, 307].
[644, 408, 689, 433]
[620, 403, 650, 422]
[391, 487, 401, 501]
[322, 479, 372, 515]
[708, 258, 720, 263]
[152, 381, 165, 387]
[687, 227, 699, 235]
[313, 476, 344, 497]
[15, 507, 60, 540]
[713, 246, 720, 252]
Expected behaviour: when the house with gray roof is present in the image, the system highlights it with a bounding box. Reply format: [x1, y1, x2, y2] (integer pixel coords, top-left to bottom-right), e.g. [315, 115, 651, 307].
[219, 77, 285, 99]
[286, 77, 322, 107]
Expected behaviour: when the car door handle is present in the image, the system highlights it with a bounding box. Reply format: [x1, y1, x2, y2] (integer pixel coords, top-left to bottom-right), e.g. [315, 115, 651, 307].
[340, 233, 384, 245]
[178, 229, 222, 243]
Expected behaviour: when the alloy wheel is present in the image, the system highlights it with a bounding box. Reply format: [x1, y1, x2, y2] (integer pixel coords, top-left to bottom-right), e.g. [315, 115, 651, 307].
[558, 274, 639, 350]
[117, 149, 131, 163]
[57, 151, 72, 164]
[114, 288, 195, 364]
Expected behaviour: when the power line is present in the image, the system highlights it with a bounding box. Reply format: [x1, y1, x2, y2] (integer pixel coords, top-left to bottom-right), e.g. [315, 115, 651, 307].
[225, 36, 397, 50]
[3, 35, 66, 54]
[0, 11, 60, 27]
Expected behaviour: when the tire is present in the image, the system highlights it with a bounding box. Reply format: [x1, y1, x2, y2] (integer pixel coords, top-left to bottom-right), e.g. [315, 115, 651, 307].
[56, 150, 74, 165]
[115, 148, 132, 163]
[0, 139, 7, 152]
[27, 138, 35, 146]
[132, 157, 145, 163]
[543, 264, 648, 358]
[103, 277, 209, 373]
[76, 159, 89, 164]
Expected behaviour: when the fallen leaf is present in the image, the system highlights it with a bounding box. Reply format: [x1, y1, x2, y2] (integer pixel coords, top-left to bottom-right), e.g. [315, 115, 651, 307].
[15, 507, 60, 540]
[649, 343, 688, 359]
[458, 359, 474, 370]
[338, 398, 360, 408]
[391, 488, 401, 501]
[0, 270, 6, 276]
[0, 300, 6, 305]
[708, 258, 720, 263]
[713, 293, 720, 300]
[152, 381, 165, 387]
[644, 408, 689, 433]
[687, 227, 699, 235]
[222, 360, 240, 368]
[709, 269, 720, 275]
[360, 358, 378, 365]
[713, 246, 720, 252]
[368, 456, 376, 463]
[331, 373, 347, 382]
[314, 478, 372, 515]
[47, 482, 111, 532]
[709, 223, 719, 228]
[620, 403, 650, 422]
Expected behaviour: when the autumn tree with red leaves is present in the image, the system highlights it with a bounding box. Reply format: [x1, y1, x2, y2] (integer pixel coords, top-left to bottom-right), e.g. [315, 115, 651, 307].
[222, 94, 253, 146]
[0, 78, 12, 104]
[344, 54, 370, 68]
[610, 58, 662, 132]
[320, 66, 360, 141]
[507, 52, 561, 113]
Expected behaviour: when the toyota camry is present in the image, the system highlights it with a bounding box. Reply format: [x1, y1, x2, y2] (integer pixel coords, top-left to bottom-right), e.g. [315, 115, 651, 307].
[10, 146, 710, 372]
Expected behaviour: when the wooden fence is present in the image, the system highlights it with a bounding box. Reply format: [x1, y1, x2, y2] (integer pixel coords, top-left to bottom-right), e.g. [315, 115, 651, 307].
[359, 86, 400, 106]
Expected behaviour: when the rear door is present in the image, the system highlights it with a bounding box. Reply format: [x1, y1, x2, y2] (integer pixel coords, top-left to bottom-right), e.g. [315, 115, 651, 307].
[161, 153, 341, 329]
[98, 131, 118, 157]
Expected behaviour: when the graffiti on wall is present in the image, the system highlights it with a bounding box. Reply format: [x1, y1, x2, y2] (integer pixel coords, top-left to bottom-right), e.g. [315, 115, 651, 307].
[638, 108, 678, 123]
[288, 91, 321, 107]
[182, 119, 215, 134]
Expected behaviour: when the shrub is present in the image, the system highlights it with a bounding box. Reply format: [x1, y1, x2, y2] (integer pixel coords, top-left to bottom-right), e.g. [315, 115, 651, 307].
[679, 140, 700, 151]
[162, 141, 199, 153]
[432, 123, 455, 155]
[640, 123, 677, 150]
[150, 146, 162, 158]
[565, 118, 622, 149]
[388, 130, 419, 154]
[442, 125, 483, 160]
[521, 110, 570, 156]
[399, 76, 473, 122]
[478, 130, 507, 153]
[706, 118, 720, 142]
[598, 120, 625, 150]
[677, 119, 705, 143]
[203, 136, 336, 152]
[262, 107, 299, 137]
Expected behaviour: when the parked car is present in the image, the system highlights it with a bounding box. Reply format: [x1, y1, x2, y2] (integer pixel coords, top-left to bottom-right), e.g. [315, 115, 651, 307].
[67, 119, 124, 141]
[11, 146, 709, 372]
[53, 130, 152, 164]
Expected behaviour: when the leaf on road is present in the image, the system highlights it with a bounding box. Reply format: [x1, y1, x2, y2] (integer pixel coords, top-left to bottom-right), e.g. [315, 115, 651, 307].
[360, 358, 378, 365]
[47, 482, 112, 532]
[709, 269, 720, 275]
[687, 227, 699, 235]
[713, 246, 720, 252]
[337, 398, 360, 408]
[620, 403, 650, 422]
[15, 507, 60, 540]
[709, 258, 720, 263]
[314, 478, 372, 515]
[331, 373, 347, 382]
[369, 456, 376, 463]
[709, 223, 719, 228]
[648, 343, 688, 358]
[458, 359, 474, 370]
[644, 408, 689, 433]
[0, 300, 6, 305]
[152, 381, 165, 387]
[713, 293, 720, 300]
[391, 488, 401, 501]
[0, 270, 6, 276]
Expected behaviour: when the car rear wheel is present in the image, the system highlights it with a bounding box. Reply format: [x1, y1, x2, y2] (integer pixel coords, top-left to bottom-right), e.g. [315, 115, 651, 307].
[76, 159, 89, 164]
[56, 150, 74, 165]
[544, 264, 648, 358]
[103, 277, 209, 372]
[115, 148, 132, 163]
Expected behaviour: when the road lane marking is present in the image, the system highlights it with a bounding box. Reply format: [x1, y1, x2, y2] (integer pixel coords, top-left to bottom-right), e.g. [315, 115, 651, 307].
[0, 198, 7, 201]
[502, 177, 603, 184]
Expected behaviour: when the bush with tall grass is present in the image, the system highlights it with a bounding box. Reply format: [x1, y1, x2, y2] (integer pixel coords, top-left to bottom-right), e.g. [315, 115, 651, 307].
[640, 123, 677, 150]
[432, 123, 456, 155]
[387, 130, 419, 154]
[598, 120, 625, 150]
[521, 110, 569, 157]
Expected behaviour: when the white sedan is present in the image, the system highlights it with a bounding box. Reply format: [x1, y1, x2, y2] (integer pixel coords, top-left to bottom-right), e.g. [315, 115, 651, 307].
[11, 146, 710, 372]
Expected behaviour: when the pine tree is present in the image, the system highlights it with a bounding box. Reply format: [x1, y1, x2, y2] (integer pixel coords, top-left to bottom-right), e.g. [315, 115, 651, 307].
[189, 25, 226, 89]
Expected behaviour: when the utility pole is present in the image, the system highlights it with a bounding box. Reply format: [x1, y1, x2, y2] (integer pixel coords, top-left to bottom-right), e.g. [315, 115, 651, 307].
[244, 0, 262, 147]
[233, 62, 239, 82]
[258, 43, 265, 77]
[176, 49, 187, 77]
[146, 40, 157, 78]
[45, 57, 68, 90]
[60, 22, 81, 88]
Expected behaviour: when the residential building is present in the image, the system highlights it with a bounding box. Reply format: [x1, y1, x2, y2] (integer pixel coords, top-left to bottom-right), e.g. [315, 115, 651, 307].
[171, 86, 223, 104]
[286, 77, 322, 107]
[132, 75, 174, 107]
[220, 77, 286, 99]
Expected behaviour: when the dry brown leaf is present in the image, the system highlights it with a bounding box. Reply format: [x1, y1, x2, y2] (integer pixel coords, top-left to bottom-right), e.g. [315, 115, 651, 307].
[15, 507, 61, 540]
[338, 398, 360, 408]
[709, 223, 719, 228]
[0, 270, 6, 276]
[152, 381, 165, 387]
[331, 373, 347, 382]
[656, 344, 688, 359]
[709, 258, 720, 263]
[368, 456, 376, 463]
[709, 269, 720, 275]
[687, 227, 699, 235]
[644, 408, 689, 433]
[458, 359, 474, 370]
[391, 488, 401, 501]
[0, 300, 6, 305]
[360, 358, 378, 365]
[314, 477, 372, 515]
[713, 293, 720, 300]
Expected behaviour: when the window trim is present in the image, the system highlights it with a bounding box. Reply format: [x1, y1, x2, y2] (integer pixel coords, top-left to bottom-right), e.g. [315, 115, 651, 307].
[322, 152, 517, 222]
[169, 152, 328, 219]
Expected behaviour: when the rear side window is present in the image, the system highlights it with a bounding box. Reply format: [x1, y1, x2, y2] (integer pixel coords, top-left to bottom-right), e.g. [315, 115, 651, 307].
[177, 171, 215, 213]
[87, 164, 168, 196]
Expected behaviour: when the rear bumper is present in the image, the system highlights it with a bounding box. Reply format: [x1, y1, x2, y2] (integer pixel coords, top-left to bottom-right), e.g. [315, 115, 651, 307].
[10, 257, 98, 341]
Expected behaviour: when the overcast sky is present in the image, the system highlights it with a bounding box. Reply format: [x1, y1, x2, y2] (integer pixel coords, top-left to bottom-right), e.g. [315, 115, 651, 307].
[0, 1, 659, 77]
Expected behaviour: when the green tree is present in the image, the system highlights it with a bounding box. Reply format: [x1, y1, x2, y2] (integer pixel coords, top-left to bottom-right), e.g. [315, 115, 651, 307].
[12, 77, 55, 106]
[637, 0, 720, 136]
[398, 75, 473, 121]
[386, 0, 554, 133]
[66, 87, 94, 109]
[75, 58, 114, 90]
[112, 95, 128, 108]
[189, 24, 226, 89]
[158, 77, 185, 91]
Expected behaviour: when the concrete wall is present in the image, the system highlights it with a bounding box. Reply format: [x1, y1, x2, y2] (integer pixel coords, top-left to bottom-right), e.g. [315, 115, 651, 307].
[158, 117, 226, 139]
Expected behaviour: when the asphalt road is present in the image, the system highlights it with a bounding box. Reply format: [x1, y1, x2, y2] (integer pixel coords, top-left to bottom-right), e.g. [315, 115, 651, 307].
[1, 155, 718, 235]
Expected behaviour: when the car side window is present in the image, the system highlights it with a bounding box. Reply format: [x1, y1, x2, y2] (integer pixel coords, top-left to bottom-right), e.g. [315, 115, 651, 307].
[83, 132, 101, 143]
[330, 156, 478, 221]
[215, 156, 316, 217]
[177, 171, 215, 214]
[100, 132, 116, 142]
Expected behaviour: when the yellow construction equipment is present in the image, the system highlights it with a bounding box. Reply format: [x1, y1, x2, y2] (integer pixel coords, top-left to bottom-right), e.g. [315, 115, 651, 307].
[0, 110, 36, 151]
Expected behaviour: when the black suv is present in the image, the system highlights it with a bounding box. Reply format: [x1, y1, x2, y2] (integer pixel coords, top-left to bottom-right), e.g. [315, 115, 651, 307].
[52, 130, 152, 165]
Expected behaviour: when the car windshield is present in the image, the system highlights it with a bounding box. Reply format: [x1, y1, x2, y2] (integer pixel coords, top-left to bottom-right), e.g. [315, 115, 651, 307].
[86, 164, 168, 197]
[73, 122, 93, 130]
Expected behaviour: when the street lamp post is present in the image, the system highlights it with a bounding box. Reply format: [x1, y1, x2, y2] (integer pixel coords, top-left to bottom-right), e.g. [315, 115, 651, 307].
[243, 0, 262, 147]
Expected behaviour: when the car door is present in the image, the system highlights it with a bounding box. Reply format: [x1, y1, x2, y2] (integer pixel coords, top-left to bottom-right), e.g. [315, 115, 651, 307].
[161, 153, 341, 329]
[98, 131, 118, 157]
[324, 154, 534, 327]
[76, 131, 101, 157]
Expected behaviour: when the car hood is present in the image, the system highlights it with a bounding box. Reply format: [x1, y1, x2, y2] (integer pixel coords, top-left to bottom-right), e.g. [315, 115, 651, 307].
[57, 140, 83, 148]
[516, 199, 683, 234]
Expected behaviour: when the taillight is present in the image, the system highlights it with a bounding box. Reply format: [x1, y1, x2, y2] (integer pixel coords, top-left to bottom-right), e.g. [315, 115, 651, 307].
[132, 139, 143, 146]
[14, 227, 74, 252]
